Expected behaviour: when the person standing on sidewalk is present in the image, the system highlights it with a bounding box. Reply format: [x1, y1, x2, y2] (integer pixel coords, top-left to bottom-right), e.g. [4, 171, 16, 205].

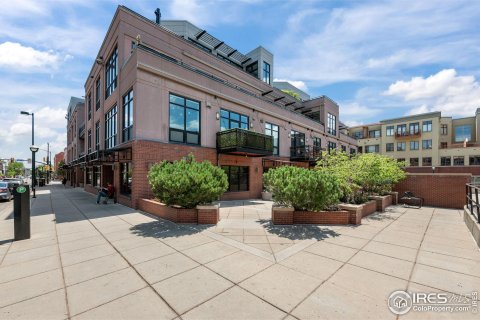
[96, 182, 114, 204]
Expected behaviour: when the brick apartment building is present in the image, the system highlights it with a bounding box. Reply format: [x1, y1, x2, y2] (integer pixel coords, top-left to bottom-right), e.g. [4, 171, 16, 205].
[64, 5, 358, 208]
[53, 151, 65, 172]
[348, 110, 480, 169]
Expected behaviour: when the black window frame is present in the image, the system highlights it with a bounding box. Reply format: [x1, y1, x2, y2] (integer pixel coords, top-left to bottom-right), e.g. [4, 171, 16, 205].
[469, 156, 480, 165]
[368, 130, 381, 138]
[220, 109, 248, 131]
[365, 145, 379, 153]
[222, 165, 249, 192]
[265, 122, 279, 155]
[169, 93, 201, 145]
[122, 89, 134, 142]
[422, 157, 432, 166]
[327, 113, 337, 136]
[87, 129, 92, 154]
[105, 47, 118, 99]
[105, 105, 117, 150]
[95, 77, 101, 110]
[95, 121, 100, 151]
[246, 61, 258, 78]
[386, 126, 394, 136]
[397, 124, 407, 134]
[262, 61, 270, 84]
[87, 92, 92, 120]
[386, 143, 394, 152]
[422, 139, 432, 150]
[440, 124, 448, 135]
[453, 156, 465, 166]
[409, 122, 420, 134]
[328, 141, 337, 153]
[441, 157, 451, 166]
[120, 162, 132, 195]
[409, 158, 419, 167]
[397, 142, 406, 151]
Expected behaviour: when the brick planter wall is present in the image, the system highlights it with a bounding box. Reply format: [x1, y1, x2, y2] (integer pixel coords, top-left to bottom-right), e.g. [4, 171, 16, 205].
[338, 200, 378, 225]
[272, 207, 350, 225]
[369, 195, 392, 212]
[393, 173, 471, 209]
[387, 192, 399, 205]
[138, 199, 219, 224]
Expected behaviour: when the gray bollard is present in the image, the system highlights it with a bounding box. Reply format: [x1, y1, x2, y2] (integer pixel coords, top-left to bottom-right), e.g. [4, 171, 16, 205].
[13, 185, 31, 240]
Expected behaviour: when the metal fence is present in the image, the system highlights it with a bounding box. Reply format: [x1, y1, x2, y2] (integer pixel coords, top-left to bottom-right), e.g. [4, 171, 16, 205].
[465, 184, 480, 223]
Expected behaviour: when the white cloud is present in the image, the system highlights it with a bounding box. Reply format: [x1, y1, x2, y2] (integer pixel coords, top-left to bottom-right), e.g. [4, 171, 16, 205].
[340, 102, 383, 117]
[343, 120, 363, 127]
[0, 42, 62, 71]
[273, 78, 308, 92]
[385, 69, 480, 117]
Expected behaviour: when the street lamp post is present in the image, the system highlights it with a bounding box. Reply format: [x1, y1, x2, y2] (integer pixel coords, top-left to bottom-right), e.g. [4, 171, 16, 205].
[21, 111, 36, 198]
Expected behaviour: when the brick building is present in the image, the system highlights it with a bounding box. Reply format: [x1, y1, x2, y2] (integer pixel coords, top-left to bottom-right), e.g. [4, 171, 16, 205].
[65, 5, 357, 208]
[53, 151, 64, 172]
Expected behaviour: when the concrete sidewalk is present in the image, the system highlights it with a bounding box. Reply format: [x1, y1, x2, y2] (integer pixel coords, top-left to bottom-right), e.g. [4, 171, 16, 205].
[0, 183, 479, 319]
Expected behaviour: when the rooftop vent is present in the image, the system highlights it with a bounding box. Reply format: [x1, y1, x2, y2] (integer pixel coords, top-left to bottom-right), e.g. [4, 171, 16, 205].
[155, 8, 161, 24]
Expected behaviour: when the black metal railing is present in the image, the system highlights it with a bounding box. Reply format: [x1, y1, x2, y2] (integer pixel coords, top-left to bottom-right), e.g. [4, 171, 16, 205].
[216, 128, 273, 156]
[290, 145, 322, 161]
[78, 124, 85, 137]
[466, 184, 480, 223]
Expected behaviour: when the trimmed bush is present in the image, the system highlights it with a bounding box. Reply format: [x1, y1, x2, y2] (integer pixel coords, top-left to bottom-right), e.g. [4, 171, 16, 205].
[263, 166, 342, 211]
[148, 154, 228, 208]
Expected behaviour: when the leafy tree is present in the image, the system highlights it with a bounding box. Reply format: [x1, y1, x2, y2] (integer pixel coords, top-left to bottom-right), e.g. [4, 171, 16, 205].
[281, 89, 301, 100]
[263, 166, 342, 211]
[148, 154, 228, 208]
[56, 160, 65, 176]
[7, 162, 24, 177]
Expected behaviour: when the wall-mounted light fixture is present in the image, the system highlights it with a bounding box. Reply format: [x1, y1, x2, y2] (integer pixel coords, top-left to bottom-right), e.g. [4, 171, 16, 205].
[216, 112, 220, 120]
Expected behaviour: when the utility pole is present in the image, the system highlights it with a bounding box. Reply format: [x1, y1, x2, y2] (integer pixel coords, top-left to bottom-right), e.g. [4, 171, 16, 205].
[47, 142, 50, 184]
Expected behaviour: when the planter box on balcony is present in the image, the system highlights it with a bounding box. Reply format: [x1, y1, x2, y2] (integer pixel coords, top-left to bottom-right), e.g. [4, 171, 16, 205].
[368, 195, 393, 212]
[138, 199, 219, 224]
[338, 200, 377, 224]
[272, 206, 351, 225]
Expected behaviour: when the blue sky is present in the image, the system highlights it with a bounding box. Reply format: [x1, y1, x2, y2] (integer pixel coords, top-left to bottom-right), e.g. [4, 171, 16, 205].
[1, 0, 480, 161]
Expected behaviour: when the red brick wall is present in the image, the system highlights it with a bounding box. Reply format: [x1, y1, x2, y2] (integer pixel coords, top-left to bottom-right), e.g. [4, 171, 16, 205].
[294, 210, 350, 224]
[406, 166, 480, 175]
[393, 173, 471, 209]
[198, 208, 219, 224]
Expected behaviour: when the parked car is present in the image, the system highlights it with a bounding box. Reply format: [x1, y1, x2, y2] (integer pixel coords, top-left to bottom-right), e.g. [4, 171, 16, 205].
[1, 178, 23, 193]
[0, 181, 13, 201]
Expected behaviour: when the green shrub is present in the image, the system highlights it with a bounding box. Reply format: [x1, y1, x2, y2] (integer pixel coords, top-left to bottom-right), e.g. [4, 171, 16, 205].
[147, 154, 228, 208]
[316, 151, 406, 204]
[263, 166, 342, 211]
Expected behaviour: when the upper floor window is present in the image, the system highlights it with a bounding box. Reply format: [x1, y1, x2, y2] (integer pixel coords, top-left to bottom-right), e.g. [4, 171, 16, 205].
[353, 131, 364, 139]
[423, 120, 432, 132]
[105, 105, 117, 149]
[410, 141, 419, 151]
[386, 126, 394, 136]
[95, 78, 101, 110]
[397, 142, 406, 151]
[365, 145, 379, 153]
[454, 125, 472, 142]
[87, 129, 92, 154]
[409, 122, 419, 134]
[122, 90, 134, 142]
[422, 139, 432, 150]
[95, 121, 100, 150]
[246, 61, 258, 78]
[440, 124, 448, 135]
[265, 122, 279, 155]
[262, 62, 270, 84]
[327, 113, 337, 136]
[169, 93, 200, 145]
[397, 124, 407, 135]
[386, 143, 394, 152]
[313, 137, 321, 149]
[368, 130, 381, 138]
[220, 109, 248, 131]
[105, 47, 118, 99]
[87, 93, 92, 120]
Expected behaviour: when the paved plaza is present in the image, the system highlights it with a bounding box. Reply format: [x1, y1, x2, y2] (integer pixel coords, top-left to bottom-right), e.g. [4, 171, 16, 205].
[0, 183, 479, 319]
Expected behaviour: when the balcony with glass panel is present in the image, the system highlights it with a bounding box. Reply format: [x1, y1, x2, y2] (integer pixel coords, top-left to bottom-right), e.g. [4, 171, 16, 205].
[289, 145, 322, 162]
[216, 128, 273, 157]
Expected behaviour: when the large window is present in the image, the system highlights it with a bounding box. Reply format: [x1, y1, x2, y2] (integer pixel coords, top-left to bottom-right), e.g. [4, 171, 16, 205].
[87, 129, 92, 154]
[470, 156, 480, 165]
[369, 130, 381, 138]
[220, 109, 248, 131]
[422, 157, 432, 166]
[397, 124, 407, 135]
[386, 143, 394, 152]
[105, 47, 118, 98]
[262, 62, 270, 84]
[105, 105, 117, 149]
[423, 120, 432, 132]
[246, 61, 258, 78]
[120, 162, 132, 195]
[122, 89, 134, 142]
[397, 142, 406, 151]
[87, 93, 92, 120]
[265, 122, 279, 155]
[313, 137, 321, 149]
[455, 125, 472, 142]
[327, 113, 336, 136]
[169, 94, 200, 145]
[441, 157, 451, 166]
[365, 145, 379, 153]
[95, 78, 101, 110]
[328, 141, 337, 152]
[222, 166, 249, 192]
[422, 139, 432, 150]
[93, 166, 101, 187]
[386, 126, 394, 136]
[95, 121, 100, 150]
[410, 158, 419, 166]
[409, 122, 420, 134]
[410, 141, 419, 151]
[453, 156, 465, 166]
[441, 124, 448, 135]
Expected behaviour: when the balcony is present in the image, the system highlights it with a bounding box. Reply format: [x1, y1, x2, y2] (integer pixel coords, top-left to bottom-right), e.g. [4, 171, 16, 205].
[395, 130, 421, 139]
[290, 145, 322, 162]
[216, 128, 273, 157]
[78, 124, 86, 138]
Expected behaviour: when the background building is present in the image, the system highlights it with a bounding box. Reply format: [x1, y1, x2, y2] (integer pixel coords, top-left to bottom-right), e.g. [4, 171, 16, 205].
[348, 110, 480, 168]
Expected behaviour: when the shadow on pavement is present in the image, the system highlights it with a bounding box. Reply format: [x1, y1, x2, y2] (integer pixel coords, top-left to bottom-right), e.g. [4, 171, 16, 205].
[129, 219, 211, 239]
[257, 219, 341, 241]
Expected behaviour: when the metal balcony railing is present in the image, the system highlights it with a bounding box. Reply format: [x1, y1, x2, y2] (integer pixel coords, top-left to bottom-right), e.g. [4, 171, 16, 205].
[290, 145, 322, 161]
[466, 184, 480, 223]
[395, 130, 421, 139]
[216, 128, 273, 156]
